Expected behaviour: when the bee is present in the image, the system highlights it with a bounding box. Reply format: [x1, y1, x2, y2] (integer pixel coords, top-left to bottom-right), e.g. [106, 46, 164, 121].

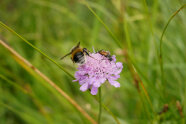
[98, 50, 113, 61]
[60, 42, 90, 64]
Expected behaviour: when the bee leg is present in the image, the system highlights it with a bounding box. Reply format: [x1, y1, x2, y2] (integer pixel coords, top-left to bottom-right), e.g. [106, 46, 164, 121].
[71, 57, 75, 63]
[83, 48, 100, 62]
[98, 49, 104, 53]
[83, 48, 90, 56]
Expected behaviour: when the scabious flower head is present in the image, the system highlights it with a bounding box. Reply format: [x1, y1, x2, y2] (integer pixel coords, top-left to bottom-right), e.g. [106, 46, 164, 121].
[73, 52, 123, 95]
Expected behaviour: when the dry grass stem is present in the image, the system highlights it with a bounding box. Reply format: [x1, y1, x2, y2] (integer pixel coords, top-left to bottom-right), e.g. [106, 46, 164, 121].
[0, 39, 97, 124]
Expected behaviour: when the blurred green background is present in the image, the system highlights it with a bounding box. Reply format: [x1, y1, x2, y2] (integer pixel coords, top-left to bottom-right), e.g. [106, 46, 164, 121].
[0, 0, 186, 124]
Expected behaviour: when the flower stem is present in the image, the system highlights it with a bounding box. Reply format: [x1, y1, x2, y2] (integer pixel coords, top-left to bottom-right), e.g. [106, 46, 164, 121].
[98, 87, 102, 124]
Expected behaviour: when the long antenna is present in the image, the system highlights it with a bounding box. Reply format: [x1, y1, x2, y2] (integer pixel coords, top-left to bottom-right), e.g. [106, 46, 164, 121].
[60, 52, 71, 60]
[60, 41, 80, 60]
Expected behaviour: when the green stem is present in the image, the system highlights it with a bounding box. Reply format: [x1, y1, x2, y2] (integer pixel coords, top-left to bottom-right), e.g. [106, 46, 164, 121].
[159, 4, 186, 93]
[0, 21, 74, 79]
[0, 20, 120, 124]
[98, 87, 102, 124]
[0, 74, 53, 124]
[83, 2, 122, 48]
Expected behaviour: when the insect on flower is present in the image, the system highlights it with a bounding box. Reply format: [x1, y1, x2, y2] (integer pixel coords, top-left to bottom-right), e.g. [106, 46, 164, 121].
[97, 50, 113, 61]
[60, 42, 90, 65]
[73, 51, 123, 95]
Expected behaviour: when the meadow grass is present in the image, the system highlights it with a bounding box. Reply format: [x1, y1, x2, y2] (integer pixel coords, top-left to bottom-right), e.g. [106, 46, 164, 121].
[0, 0, 186, 124]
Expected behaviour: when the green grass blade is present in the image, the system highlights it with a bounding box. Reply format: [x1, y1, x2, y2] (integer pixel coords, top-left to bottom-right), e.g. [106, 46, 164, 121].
[0, 21, 121, 124]
[82, 1, 122, 48]
[0, 102, 43, 124]
[0, 21, 74, 79]
[0, 74, 53, 124]
[159, 4, 186, 91]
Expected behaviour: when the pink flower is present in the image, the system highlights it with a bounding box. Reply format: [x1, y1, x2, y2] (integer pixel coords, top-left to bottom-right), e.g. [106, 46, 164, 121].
[73, 52, 123, 95]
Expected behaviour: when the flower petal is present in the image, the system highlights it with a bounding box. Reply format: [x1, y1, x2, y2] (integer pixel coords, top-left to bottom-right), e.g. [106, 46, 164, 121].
[108, 80, 120, 87]
[91, 86, 98, 95]
[116, 62, 123, 67]
[93, 80, 101, 87]
[99, 78, 106, 84]
[89, 78, 95, 85]
[74, 52, 123, 95]
[107, 75, 120, 81]
[80, 83, 89, 92]
[112, 55, 116, 62]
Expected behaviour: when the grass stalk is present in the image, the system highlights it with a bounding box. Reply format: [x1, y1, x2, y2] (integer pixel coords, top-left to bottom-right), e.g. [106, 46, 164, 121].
[159, 4, 186, 92]
[0, 21, 119, 123]
[0, 74, 53, 124]
[0, 39, 97, 124]
[0, 21, 74, 79]
[82, 1, 122, 48]
[92, 93, 120, 124]
[0, 102, 42, 124]
[28, 0, 89, 31]
[123, 5, 154, 114]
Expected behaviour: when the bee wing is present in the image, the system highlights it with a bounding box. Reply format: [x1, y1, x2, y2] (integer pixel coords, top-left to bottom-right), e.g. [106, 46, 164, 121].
[60, 52, 71, 60]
